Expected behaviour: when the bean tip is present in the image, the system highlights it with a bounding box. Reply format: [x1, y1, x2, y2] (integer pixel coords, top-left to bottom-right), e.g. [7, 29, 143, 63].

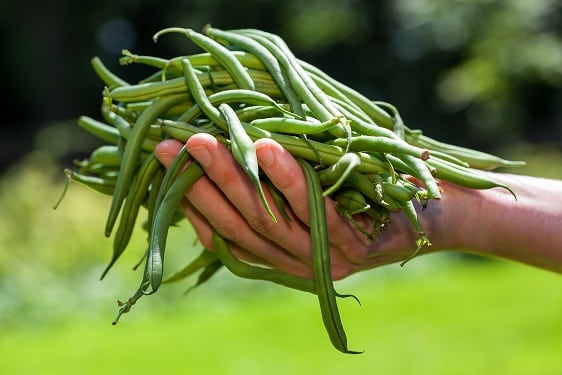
[201, 23, 212, 35]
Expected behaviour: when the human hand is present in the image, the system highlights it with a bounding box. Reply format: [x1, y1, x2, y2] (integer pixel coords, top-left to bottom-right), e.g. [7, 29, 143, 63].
[154, 134, 469, 280]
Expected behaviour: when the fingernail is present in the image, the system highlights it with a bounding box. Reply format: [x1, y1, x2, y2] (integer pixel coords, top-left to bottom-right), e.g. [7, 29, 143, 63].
[258, 147, 275, 168]
[190, 145, 212, 168]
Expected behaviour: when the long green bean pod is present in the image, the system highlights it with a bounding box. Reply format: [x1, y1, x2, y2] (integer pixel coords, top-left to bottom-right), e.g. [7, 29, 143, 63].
[297, 159, 360, 354]
[154, 27, 255, 91]
[204, 25, 306, 119]
[318, 152, 362, 196]
[77, 116, 120, 145]
[103, 154, 161, 280]
[219, 103, 277, 222]
[91, 56, 129, 88]
[212, 231, 318, 293]
[104, 93, 187, 237]
[146, 161, 204, 293]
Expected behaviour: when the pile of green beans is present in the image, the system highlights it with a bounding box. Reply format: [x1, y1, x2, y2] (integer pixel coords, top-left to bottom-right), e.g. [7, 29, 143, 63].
[59, 25, 524, 353]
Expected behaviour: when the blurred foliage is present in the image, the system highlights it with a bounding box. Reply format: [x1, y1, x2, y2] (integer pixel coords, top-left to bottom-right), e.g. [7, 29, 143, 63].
[392, 0, 562, 147]
[1, 0, 561, 171]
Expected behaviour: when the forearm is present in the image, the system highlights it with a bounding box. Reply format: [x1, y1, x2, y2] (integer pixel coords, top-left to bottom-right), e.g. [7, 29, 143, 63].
[441, 173, 562, 273]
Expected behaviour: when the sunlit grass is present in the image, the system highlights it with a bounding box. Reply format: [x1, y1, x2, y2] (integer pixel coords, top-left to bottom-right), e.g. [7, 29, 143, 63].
[1, 260, 561, 374]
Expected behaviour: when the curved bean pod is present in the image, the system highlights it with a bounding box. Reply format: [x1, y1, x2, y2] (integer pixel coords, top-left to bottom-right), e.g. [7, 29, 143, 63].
[105, 93, 187, 237]
[103, 154, 162, 280]
[146, 161, 204, 293]
[297, 159, 360, 354]
[204, 25, 305, 119]
[212, 231, 317, 293]
[219, 103, 277, 222]
[154, 27, 255, 91]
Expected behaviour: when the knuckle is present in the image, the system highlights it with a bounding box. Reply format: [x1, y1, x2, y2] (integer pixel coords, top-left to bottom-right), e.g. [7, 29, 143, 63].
[215, 218, 246, 244]
[247, 211, 278, 236]
[342, 244, 369, 265]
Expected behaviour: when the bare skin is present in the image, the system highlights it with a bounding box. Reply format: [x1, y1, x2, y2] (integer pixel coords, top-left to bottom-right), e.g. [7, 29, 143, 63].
[154, 134, 562, 279]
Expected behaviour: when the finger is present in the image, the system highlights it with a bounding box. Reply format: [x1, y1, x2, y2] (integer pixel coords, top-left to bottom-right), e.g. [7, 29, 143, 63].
[185, 133, 316, 264]
[154, 139, 185, 168]
[185, 175, 313, 277]
[255, 139, 371, 265]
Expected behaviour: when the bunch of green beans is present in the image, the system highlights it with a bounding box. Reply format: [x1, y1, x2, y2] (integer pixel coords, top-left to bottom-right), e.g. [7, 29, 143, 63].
[58, 25, 524, 353]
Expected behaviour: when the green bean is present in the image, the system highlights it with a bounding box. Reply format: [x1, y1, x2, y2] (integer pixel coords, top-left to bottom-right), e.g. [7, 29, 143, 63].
[239, 30, 348, 123]
[145, 166, 165, 237]
[204, 25, 305, 119]
[328, 96, 372, 124]
[101, 93, 138, 124]
[181, 59, 225, 129]
[85, 145, 121, 168]
[154, 27, 255, 91]
[219, 103, 277, 222]
[212, 231, 317, 293]
[109, 77, 194, 103]
[91, 56, 129, 89]
[77, 116, 120, 145]
[331, 100, 402, 140]
[160, 119, 224, 141]
[66, 168, 116, 196]
[342, 172, 384, 205]
[421, 148, 470, 168]
[111, 68, 278, 103]
[235, 105, 282, 123]
[335, 189, 371, 215]
[334, 189, 377, 239]
[151, 145, 191, 225]
[330, 135, 430, 160]
[318, 153, 361, 196]
[426, 157, 517, 198]
[407, 133, 526, 170]
[233, 30, 349, 139]
[299, 59, 394, 130]
[127, 100, 197, 117]
[163, 249, 219, 284]
[102, 154, 161, 280]
[381, 180, 416, 202]
[106, 111, 161, 152]
[250, 116, 342, 135]
[240, 122, 391, 174]
[396, 154, 442, 199]
[120, 50, 266, 78]
[145, 161, 204, 294]
[265, 179, 292, 222]
[105, 93, 187, 238]
[307, 72, 367, 117]
[398, 199, 431, 267]
[119, 49, 170, 70]
[166, 51, 266, 72]
[372, 100, 406, 139]
[177, 88, 294, 123]
[297, 159, 359, 354]
[110, 77, 190, 102]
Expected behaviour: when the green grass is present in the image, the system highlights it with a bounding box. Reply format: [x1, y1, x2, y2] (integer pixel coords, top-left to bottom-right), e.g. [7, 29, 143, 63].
[1, 259, 561, 375]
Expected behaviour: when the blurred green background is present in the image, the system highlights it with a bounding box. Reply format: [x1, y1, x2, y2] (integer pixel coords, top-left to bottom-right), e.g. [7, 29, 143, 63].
[1, 0, 562, 374]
